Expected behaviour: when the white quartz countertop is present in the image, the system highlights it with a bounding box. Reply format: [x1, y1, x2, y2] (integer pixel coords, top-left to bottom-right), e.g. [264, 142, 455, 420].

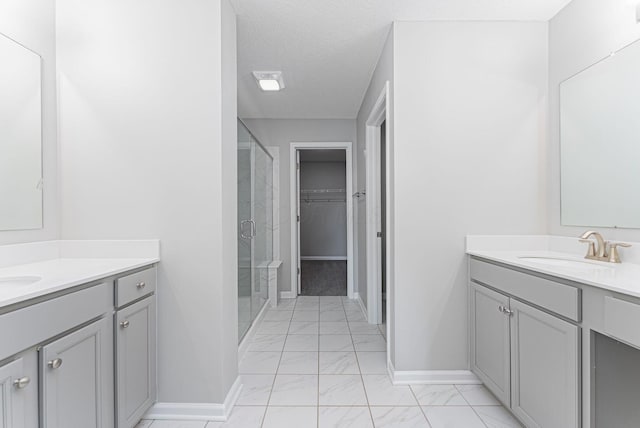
[0, 257, 158, 309]
[468, 248, 640, 299]
[0, 240, 160, 309]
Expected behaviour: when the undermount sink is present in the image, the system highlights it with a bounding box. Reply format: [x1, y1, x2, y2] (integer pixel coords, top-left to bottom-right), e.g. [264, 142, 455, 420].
[0, 275, 42, 288]
[518, 257, 612, 270]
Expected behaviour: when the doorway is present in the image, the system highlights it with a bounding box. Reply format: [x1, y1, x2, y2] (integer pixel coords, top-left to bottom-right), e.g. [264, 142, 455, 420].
[365, 82, 389, 326]
[379, 120, 387, 327]
[290, 142, 354, 298]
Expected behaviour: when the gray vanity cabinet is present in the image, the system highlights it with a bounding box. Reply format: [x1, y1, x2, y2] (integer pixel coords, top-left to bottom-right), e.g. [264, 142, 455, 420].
[470, 258, 580, 428]
[510, 299, 579, 428]
[40, 317, 114, 428]
[115, 296, 156, 428]
[470, 283, 511, 406]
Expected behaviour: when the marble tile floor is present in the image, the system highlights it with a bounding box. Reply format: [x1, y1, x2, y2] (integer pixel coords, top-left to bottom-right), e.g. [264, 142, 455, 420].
[137, 296, 522, 428]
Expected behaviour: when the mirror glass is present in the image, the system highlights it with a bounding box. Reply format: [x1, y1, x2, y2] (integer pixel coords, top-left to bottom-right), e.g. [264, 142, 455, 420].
[561, 38, 640, 228]
[0, 33, 43, 231]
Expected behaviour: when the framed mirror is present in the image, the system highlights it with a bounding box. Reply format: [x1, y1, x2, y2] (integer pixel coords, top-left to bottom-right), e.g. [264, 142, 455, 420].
[561, 38, 640, 229]
[0, 32, 43, 231]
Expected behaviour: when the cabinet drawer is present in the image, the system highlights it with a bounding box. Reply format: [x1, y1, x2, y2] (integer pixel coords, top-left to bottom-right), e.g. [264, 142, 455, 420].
[604, 297, 640, 349]
[470, 258, 581, 322]
[0, 282, 112, 362]
[116, 267, 156, 308]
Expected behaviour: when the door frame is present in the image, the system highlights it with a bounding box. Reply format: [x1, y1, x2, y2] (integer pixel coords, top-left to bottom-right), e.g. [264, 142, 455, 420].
[289, 142, 355, 298]
[365, 82, 390, 324]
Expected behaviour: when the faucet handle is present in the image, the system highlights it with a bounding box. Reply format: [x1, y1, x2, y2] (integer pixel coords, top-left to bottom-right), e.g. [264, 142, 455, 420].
[579, 239, 596, 257]
[608, 242, 632, 263]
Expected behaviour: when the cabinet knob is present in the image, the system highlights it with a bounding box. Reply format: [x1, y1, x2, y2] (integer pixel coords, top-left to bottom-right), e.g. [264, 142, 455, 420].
[48, 358, 63, 369]
[13, 376, 30, 389]
[136, 282, 146, 289]
[120, 320, 130, 329]
[498, 305, 514, 316]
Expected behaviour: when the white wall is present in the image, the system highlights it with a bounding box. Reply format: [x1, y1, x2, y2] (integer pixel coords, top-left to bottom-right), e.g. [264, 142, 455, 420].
[57, 0, 238, 405]
[220, 0, 240, 400]
[392, 21, 548, 371]
[0, 0, 58, 245]
[549, 0, 640, 242]
[242, 119, 356, 296]
[300, 161, 347, 258]
[355, 26, 394, 312]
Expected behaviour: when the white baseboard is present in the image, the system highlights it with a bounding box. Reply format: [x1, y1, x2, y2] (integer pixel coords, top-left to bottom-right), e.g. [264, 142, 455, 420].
[145, 376, 243, 421]
[355, 293, 367, 317]
[387, 360, 480, 385]
[279, 291, 297, 299]
[238, 299, 271, 361]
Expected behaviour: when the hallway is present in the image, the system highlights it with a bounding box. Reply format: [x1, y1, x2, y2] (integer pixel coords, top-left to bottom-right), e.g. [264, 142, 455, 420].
[138, 296, 520, 427]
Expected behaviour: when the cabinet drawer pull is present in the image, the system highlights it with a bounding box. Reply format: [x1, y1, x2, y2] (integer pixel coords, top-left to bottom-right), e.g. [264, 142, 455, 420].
[13, 376, 30, 389]
[136, 282, 146, 289]
[120, 320, 130, 329]
[48, 358, 63, 369]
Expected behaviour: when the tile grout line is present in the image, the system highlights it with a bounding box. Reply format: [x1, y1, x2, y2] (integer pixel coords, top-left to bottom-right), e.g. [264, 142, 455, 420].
[259, 299, 296, 428]
[345, 296, 378, 428]
[453, 384, 494, 428]
[409, 386, 433, 428]
[239, 297, 389, 428]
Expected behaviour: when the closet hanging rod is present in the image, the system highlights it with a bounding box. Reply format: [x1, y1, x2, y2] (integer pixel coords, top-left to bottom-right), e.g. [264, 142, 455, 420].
[300, 188, 346, 194]
[302, 199, 347, 203]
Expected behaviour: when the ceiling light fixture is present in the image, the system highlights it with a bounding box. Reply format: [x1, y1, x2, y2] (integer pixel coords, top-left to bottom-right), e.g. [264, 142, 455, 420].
[253, 71, 285, 92]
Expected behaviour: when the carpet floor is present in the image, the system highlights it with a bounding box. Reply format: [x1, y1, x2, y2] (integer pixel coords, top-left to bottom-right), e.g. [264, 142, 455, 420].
[300, 260, 347, 296]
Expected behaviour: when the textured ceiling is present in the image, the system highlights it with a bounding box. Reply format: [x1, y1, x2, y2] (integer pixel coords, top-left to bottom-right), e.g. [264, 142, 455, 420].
[237, 0, 573, 120]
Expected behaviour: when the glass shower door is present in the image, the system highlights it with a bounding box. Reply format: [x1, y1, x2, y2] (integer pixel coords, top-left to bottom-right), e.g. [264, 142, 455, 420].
[237, 123, 253, 340]
[252, 145, 272, 322]
[238, 120, 274, 342]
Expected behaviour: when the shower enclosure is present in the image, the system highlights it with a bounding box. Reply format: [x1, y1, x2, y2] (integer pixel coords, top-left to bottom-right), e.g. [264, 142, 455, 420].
[238, 120, 273, 341]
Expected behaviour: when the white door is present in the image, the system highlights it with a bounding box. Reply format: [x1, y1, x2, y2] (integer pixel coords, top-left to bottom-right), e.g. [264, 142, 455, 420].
[295, 149, 302, 295]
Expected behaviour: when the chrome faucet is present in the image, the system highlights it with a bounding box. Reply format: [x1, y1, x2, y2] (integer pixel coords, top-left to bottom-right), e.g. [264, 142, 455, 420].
[579, 231, 631, 263]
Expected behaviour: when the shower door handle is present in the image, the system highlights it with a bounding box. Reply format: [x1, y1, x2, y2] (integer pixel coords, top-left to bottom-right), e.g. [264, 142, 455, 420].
[249, 220, 257, 238]
[240, 220, 253, 239]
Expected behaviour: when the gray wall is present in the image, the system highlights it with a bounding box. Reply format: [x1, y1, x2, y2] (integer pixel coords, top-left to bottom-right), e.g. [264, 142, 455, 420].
[0, 0, 58, 245]
[549, 0, 640, 242]
[300, 161, 347, 258]
[243, 119, 357, 296]
[57, 0, 238, 405]
[392, 21, 548, 371]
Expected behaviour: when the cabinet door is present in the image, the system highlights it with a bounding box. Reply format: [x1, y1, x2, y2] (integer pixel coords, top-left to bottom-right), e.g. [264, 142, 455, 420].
[510, 299, 579, 428]
[41, 317, 114, 428]
[0, 358, 27, 428]
[470, 283, 511, 406]
[116, 297, 156, 428]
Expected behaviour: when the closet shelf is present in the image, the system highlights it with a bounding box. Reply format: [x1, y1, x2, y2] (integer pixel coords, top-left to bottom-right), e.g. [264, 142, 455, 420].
[300, 188, 346, 194]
